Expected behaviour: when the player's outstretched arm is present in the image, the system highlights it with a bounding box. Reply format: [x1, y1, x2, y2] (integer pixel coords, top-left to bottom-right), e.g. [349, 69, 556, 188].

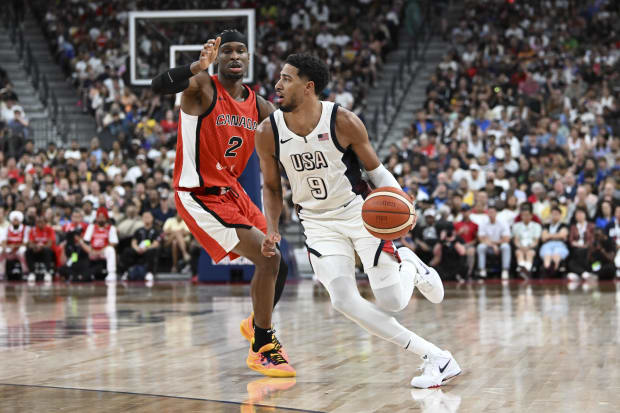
[151, 37, 221, 95]
[334, 106, 402, 191]
[255, 118, 283, 257]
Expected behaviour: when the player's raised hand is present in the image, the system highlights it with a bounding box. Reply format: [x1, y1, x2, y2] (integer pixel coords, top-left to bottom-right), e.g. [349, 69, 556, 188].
[261, 232, 281, 257]
[199, 37, 221, 71]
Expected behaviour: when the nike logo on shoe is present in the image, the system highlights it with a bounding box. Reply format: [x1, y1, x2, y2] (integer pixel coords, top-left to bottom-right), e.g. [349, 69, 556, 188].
[439, 359, 450, 373]
[280, 138, 293, 144]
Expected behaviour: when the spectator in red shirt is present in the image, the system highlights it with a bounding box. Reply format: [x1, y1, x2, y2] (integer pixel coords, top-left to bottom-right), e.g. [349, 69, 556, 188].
[79, 207, 118, 282]
[26, 214, 56, 282]
[160, 109, 178, 138]
[454, 204, 478, 278]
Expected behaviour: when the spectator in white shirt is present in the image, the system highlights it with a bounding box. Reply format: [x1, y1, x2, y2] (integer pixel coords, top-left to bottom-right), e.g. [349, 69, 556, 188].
[512, 203, 542, 278]
[477, 204, 511, 279]
[316, 25, 334, 49]
[466, 164, 486, 191]
[334, 83, 354, 110]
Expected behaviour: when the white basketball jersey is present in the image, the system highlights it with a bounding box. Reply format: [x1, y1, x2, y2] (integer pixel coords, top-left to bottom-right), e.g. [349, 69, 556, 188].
[270, 101, 369, 211]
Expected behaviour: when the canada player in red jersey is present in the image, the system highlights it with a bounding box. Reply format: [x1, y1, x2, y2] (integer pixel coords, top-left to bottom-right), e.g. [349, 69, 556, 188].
[151, 30, 294, 377]
[27, 214, 56, 282]
[80, 207, 119, 282]
[0, 211, 29, 278]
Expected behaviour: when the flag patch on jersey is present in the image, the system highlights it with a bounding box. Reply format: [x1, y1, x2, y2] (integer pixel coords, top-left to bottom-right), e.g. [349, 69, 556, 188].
[318, 133, 329, 141]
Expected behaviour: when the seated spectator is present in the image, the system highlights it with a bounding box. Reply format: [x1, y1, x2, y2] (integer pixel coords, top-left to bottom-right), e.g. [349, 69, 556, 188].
[539, 206, 570, 278]
[595, 200, 614, 229]
[0, 210, 28, 278]
[163, 213, 191, 273]
[116, 204, 144, 244]
[567, 207, 595, 281]
[605, 205, 620, 279]
[512, 203, 542, 279]
[26, 214, 56, 282]
[454, 204, 478, 278]
[151, 190, 175, 226]
[476, 204, 511, 279]
[80, 207, 118, 282]
[588, 227, 616, 280]
[58, 209, 89, 281]
[409, 208, 439, 264]
[121, 211, 160, 281]
[431, 222, 467, 281]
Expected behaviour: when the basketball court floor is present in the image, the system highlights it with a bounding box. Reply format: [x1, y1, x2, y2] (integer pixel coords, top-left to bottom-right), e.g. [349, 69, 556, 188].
[0, 279, 619, 412]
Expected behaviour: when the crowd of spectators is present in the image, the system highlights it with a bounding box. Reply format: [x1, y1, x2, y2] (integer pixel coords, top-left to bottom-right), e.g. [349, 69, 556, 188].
[0, 132, 200, 282]
[31, 0, 403, 140]
[382, 0, 619, 281]
[0, 0, 406, 282]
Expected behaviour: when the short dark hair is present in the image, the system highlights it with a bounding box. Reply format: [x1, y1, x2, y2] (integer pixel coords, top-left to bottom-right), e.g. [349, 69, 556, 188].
[285, 53, 329, 95]
[520, 202, 532, 213]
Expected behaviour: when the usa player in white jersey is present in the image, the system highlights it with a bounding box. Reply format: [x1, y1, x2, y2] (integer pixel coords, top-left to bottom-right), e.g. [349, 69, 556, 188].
[255, 54, 461, 388]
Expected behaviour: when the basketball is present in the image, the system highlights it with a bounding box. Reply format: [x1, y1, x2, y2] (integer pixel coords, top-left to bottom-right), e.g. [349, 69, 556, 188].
[362, 187, 417, 240]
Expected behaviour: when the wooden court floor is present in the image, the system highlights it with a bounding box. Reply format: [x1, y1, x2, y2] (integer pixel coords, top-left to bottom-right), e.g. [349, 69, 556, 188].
[0, 279, 619, 413]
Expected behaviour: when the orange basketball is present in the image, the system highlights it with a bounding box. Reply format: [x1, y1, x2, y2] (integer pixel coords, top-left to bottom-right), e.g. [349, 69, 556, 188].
[362, 187, 417, 240]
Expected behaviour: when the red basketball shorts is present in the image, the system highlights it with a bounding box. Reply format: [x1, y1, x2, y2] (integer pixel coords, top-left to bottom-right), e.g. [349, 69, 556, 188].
[175, 182, 267, 263]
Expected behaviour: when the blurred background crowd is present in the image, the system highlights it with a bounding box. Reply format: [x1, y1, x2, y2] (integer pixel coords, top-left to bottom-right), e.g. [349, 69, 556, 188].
[0, 0, 406, 281]
[0, 0, 618, 282]
[379, 0, 619, 281]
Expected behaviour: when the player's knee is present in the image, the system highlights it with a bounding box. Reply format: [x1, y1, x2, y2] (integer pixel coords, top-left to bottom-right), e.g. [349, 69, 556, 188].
[254, 252, 280, 277]
[376, 293, 408, 312]
[331, 296, 353, 316]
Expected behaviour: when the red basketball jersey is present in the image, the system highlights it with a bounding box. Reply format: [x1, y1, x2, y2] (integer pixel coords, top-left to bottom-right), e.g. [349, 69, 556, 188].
[90, 225, 110, 249]
[6, 225, 27, 245]
[173, 75, 258, 189]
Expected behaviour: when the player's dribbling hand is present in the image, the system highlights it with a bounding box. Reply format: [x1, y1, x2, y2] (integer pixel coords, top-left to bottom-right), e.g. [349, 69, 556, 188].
[199, 37, 221, 71]
[261, 232, 281, 257]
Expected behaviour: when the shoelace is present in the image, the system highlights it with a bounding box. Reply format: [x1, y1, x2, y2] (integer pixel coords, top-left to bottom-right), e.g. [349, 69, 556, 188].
[271, 334, 283, 352]
[261, 348, 287, 365]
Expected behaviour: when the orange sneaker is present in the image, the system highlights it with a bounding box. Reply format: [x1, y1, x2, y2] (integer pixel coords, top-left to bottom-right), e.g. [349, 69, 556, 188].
[247, 341, 296, 378]
[241, 314, 290, 362]
[240, 312, 254, 342]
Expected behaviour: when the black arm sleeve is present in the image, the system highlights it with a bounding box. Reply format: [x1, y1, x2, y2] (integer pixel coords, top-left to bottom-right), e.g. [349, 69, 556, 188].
[151, 64, 194, 95]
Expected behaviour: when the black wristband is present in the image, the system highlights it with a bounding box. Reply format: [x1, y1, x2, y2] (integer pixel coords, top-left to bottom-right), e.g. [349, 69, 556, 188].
[151, 64, 194, 95]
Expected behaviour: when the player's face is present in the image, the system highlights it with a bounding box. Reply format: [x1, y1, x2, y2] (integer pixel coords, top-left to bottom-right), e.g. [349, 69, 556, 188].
[217, 42, 248, 80]
[275, 64, 309, 113]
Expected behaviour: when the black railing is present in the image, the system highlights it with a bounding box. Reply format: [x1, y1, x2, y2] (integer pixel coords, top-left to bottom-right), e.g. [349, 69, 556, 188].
[374, 0, 434, 152]
[3, 2, 71, 148]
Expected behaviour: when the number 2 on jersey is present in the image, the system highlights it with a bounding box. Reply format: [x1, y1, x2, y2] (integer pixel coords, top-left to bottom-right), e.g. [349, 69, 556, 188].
[307, 177, 327, 200]
[225, 136, 243, 157]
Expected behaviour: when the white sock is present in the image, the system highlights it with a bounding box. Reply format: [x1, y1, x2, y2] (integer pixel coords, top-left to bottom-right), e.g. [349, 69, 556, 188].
[396, 330, 443, 357]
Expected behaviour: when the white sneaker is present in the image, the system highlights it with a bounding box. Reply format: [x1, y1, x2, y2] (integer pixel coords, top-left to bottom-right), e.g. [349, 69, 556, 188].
[501, 270, 509, 280]
[410, 388, 462, 413]
[478, 269, 487, 278]
[27, 273, 36, 282]
[411, 351, 461, 389]
[145, 272, 154, 282]
[398, 247, 444, 303]
[581, 272, 597, 281]
[105, 272, 117, 283]
[567, 272, 581, 282]
[43, 272, 53, 283]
